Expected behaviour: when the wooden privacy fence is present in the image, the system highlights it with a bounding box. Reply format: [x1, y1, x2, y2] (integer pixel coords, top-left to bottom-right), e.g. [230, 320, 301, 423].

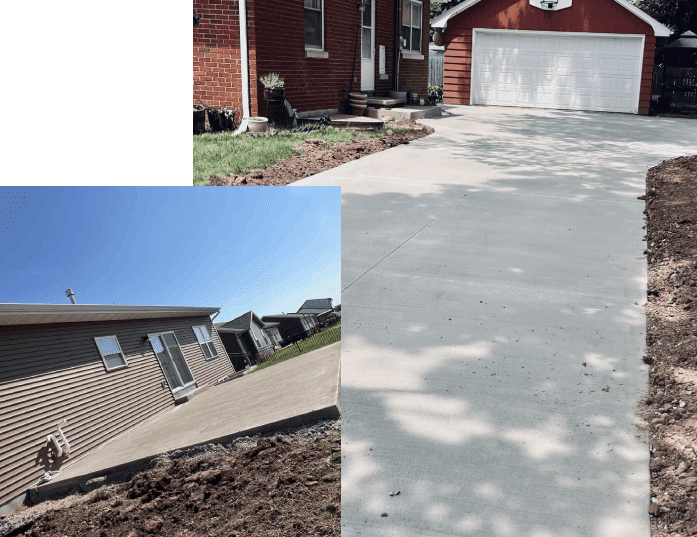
[429, 56, 444, 87]
[652, 65, 697, 103]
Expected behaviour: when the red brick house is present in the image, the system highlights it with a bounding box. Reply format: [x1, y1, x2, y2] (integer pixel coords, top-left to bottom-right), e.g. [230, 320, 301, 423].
[432, 0, 670, 114]
[193, 0, 431, 119]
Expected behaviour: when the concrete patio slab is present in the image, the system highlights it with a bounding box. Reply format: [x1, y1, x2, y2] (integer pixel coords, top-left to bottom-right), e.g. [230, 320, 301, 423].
[293, 106, 697, 536]
[33, 342, 340, 499]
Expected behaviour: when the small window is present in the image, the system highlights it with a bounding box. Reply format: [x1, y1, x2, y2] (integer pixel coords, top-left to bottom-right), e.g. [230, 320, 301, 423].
[95, 336, 128, 371]
[193, 326, 219, 361]
[401, 0, 422, 54]
[305, 0, 323, 50]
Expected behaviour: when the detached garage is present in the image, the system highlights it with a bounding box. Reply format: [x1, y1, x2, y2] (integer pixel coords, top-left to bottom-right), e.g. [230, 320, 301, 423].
[432, 0, 671, 114]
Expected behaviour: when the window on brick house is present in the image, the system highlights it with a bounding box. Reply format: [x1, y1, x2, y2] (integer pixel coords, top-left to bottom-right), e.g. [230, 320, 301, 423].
[401, 0, 422, 54]
[305, 0, 324, 50]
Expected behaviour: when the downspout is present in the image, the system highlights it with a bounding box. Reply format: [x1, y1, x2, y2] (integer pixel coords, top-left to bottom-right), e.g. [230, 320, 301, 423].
[232, 0, 250, 135]
[395, 0, 402, 91]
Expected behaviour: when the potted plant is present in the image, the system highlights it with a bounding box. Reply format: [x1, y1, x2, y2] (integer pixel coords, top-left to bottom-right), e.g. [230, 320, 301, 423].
[260, 73, 285, 100]
[247, 117, 269, 133]
[193, 105, 206, 134]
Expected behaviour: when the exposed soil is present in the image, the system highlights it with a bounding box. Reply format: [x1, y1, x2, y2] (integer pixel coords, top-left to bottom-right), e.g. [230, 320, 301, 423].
[638, 155, 697, 536]
[0, 420, 340, 537]
[207, 120, 433, 186]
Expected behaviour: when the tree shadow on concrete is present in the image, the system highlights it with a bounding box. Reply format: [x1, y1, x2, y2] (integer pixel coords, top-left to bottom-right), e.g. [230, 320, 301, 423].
[340, 165, 652, 535]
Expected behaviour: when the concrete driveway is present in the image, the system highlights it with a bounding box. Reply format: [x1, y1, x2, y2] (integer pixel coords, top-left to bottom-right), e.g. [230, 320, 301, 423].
[35, 342, 340, 498]
[294, 106, 697, 536]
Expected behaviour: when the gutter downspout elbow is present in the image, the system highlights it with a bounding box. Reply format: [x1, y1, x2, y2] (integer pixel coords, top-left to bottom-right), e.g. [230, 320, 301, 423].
[47, 435, 62, 457]
[57, 419, 71, 455]
[232, 0, 250, 136]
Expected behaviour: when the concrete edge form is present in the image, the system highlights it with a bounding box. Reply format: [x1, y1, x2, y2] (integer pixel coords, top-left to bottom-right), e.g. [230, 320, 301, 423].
[29, 403, 340, 505]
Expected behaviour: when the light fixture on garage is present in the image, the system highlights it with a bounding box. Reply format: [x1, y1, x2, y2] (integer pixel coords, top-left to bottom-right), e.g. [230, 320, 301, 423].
[357, 0, 370, 12]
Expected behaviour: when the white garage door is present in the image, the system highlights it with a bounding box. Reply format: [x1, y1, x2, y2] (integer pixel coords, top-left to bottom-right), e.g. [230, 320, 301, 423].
[471, 30, 644, 114]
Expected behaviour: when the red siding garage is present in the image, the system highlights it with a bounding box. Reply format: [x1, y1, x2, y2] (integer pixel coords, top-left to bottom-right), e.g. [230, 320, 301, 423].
[433, 0, 670, 115]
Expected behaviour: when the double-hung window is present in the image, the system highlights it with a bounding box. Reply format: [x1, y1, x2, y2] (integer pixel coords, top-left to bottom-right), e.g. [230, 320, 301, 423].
[305, 0, 323, 50]
[94, 336, 128, 371]
[193, 325, 219, 360]
[401, 0, 423, 54]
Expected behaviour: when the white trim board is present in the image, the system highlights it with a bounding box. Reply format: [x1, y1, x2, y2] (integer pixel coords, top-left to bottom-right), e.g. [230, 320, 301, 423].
[432, 0, 670, 36]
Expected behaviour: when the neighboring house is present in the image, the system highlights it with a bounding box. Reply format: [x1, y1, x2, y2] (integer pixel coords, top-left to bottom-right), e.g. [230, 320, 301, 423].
[0, 303, 234, 510]
[193, 0, 431, 117]
[260, 313, 317, 344]
[661, 31, 697, 67]
[432, 0, 671, 114]
[215, 311, 279, 368]
[296, 298, 338, 326]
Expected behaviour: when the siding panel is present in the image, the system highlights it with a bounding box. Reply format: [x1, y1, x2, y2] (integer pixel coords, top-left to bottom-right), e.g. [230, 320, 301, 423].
[0, 314, 234, 506]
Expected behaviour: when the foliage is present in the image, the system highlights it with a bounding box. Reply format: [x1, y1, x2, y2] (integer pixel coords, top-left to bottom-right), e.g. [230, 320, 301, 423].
[428, 83, 442, 94]
[632, 0, 695, 39]
[259, 72, 285, 88]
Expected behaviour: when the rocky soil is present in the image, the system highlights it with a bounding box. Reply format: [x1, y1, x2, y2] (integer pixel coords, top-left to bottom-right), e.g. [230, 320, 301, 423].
[0, 419, 341, 537]
[207, 120, 433, 186]
[639, 155, 697, 536]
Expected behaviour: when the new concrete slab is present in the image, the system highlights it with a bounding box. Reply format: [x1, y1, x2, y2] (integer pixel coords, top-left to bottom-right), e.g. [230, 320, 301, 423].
[293, 106, 697, 536]
[34, 342, 340, 498]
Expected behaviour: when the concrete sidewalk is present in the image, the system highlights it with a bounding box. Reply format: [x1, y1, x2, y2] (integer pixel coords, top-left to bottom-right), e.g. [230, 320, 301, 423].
[295, 107, 697, 536]
[34, 342, 340, 499]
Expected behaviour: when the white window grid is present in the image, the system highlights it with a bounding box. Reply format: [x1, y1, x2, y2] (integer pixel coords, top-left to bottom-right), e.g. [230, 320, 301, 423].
[94, 335, 128, 372]
[193, 325, 219, 361]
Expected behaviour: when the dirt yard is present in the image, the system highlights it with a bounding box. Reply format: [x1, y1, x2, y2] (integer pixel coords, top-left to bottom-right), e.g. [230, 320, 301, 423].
[207, 120, 432, 186]
[0, 419, 340, 537]
[638, 154, 697, 536]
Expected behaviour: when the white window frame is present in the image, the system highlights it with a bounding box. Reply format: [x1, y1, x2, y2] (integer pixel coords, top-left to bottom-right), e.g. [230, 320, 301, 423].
[94, 335, 128, 372]
[193, 325, 219, 361]
[401, 0, 423, 55]
[305, 0, 325, 51]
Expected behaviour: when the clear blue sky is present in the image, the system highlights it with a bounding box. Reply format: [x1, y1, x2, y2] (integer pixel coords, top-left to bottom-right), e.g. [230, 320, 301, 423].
[0, 187, 340, 322]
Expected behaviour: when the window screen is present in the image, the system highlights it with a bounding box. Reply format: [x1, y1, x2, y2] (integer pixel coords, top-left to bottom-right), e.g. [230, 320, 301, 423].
[95, 336, 128, 371]
[305, 0, 322, 49]
[193, 326, 219, 360]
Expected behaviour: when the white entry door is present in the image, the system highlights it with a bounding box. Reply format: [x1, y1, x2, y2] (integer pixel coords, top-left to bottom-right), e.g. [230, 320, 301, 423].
[361, 0, 375, 92]
[471, 30, 644, 114]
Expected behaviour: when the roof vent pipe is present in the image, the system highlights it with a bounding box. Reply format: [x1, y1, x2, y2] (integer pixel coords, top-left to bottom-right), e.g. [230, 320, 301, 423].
[65, 289, 76, 304]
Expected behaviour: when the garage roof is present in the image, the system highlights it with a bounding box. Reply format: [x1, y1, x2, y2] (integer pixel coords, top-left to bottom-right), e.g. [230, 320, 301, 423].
[431, 0, 671, 36]
[0, 303, 220, 326]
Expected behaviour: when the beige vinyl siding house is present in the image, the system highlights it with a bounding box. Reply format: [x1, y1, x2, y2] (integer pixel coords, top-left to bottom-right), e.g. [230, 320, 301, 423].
[0, 304, 235, 510]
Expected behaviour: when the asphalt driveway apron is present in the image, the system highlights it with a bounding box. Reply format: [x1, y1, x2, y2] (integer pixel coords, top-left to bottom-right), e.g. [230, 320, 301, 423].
[294, 106, 697, 536]
[34, 342, 340, 498]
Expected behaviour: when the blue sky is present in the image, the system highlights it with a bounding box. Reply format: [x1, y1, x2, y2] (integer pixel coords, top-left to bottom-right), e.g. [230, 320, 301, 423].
[0, 188, 340, 322]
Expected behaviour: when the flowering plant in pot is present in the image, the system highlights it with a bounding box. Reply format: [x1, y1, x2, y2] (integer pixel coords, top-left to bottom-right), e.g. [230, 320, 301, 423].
[260, 73, 285, 100]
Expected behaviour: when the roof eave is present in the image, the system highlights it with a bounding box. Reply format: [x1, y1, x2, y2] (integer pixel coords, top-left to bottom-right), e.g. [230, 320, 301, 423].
[0, 304, 220, 326]
[431, 0, 671, 36]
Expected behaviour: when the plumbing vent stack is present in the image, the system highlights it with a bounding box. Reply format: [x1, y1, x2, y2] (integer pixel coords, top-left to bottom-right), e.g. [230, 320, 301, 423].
[65, 289, 76, 304]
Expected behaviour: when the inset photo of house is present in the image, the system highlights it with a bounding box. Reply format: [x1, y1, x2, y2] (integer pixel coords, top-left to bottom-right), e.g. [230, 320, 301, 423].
[0, 187, 341, 535]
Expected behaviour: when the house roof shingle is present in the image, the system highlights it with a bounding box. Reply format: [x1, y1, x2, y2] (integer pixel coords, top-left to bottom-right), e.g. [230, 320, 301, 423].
[0, 303, 220, 326]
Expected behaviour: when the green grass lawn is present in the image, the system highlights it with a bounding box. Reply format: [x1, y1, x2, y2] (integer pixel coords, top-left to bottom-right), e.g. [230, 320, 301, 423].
[193, 128, 353, 186]
[252, 323, 341, 373]
[193, 127, 405, 186]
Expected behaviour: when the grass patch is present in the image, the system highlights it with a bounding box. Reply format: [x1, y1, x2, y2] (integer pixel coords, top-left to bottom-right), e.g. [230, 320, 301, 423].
[251, 323, 341, 373]
[193, 128, 354, 186]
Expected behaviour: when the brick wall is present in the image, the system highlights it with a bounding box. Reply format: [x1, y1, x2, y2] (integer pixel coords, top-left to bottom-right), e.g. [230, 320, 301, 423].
[193, 0, 259, 115]
[194, 0, 430, 116]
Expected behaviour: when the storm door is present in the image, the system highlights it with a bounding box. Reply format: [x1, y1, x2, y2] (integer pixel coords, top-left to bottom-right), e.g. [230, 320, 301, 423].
[149, 332, 196, 398]
[360, 0, 375, 91]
